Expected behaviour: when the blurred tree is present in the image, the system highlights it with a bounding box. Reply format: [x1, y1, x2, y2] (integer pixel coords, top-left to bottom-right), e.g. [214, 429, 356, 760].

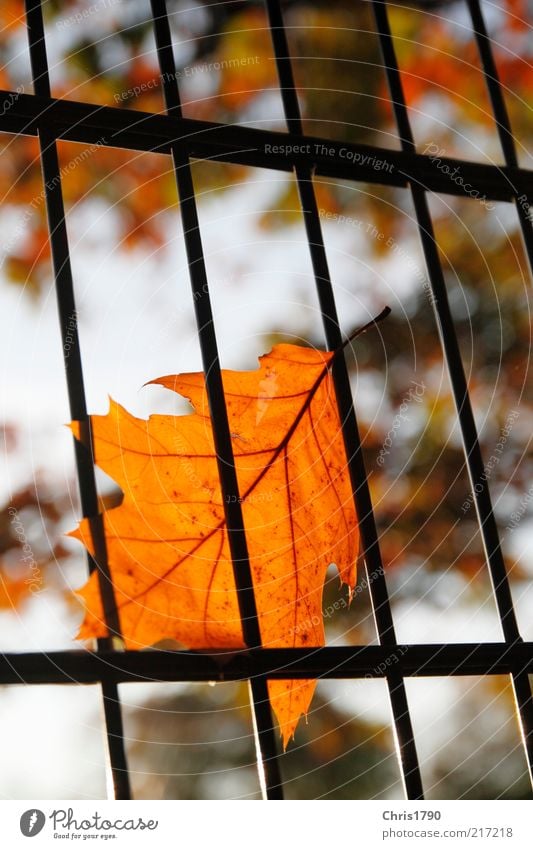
[0, 465, 77, 610]
[124, 682, 402, 800]
[0, 0, 532, 798]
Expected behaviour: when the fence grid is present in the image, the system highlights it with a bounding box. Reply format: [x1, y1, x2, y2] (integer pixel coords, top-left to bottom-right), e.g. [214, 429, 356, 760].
[0, 0, 531, 801]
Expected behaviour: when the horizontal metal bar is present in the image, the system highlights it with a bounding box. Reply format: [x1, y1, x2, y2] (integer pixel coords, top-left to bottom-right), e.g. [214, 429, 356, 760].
[0, 90, 531, 201]
[1, 643, 532, 685]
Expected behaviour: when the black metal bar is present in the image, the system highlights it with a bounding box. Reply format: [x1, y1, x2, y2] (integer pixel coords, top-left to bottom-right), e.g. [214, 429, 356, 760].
[24, 0, 130, 800]
[466, 0, 517, 167]
[371, 0, 533, 790]
[466, 0, 533, 289]
[149, 0, 283, 799]
[249, 677, 284, 798]
[0, 0, 528, 803]
[466, 0, 533, 778]
[265, 0, 424, 800]
[2, 642, 533, 685]
[1, 90, 532, 201]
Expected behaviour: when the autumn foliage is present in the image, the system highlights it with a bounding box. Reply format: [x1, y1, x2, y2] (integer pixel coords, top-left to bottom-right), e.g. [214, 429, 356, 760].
[71, 341, 360, 745]
[1, 0, 530, 290]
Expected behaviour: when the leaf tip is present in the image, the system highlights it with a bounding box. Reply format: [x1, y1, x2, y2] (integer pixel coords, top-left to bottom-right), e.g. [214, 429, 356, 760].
[67, 420, 82, 441]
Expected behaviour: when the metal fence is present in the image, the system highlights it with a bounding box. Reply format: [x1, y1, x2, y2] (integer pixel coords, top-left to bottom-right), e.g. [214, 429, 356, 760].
[0, 0, 532, 800]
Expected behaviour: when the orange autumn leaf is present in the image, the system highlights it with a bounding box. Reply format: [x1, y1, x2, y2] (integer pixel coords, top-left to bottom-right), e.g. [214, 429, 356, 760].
[0, 574, 31, 610]
[71, 334, 367, 746]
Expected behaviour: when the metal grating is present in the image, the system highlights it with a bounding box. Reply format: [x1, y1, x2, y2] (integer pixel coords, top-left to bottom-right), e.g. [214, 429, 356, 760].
[0, 0, 531, 800]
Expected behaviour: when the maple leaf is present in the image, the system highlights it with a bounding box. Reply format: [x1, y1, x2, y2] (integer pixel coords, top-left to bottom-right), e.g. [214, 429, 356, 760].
[70, 313, 388, 745]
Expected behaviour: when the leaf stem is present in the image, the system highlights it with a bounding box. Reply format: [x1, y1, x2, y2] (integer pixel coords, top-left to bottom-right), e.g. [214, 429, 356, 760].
[333, 306, 392, 361]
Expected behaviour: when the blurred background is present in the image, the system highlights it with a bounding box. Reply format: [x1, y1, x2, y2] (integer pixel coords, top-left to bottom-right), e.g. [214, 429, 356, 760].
[0, 0, 532, 798]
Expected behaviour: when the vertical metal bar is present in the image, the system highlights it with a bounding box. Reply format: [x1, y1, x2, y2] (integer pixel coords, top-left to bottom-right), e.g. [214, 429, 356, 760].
[466, 1, 533, 286]
[466, 0, 517, 168]
[24, 0, 131, 800]
[371, 0, 533, 788]
[466, 0, 533, 783]
[265, 0, 424, 799]
[149, 0, 283, 799]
